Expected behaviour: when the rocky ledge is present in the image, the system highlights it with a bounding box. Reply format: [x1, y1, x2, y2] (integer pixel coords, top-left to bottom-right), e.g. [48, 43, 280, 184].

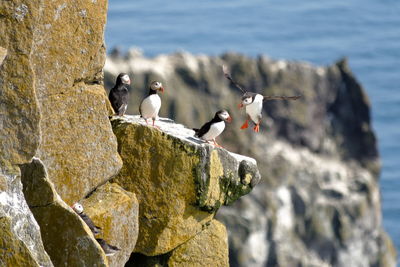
[110, 115, 260, 258]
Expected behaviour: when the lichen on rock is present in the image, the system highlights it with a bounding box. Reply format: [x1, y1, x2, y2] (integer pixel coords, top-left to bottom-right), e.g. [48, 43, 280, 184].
[0, 216, 41, 267]
[126, 220, 229, 267]
[81, 182, 139, 267]
[20, 158, 108, 267]
[168, 219, 229, 267]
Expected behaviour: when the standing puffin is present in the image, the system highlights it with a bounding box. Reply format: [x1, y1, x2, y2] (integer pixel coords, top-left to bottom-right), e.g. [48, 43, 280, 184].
[72, 203, 101, 235]
[109, 73, 131, 116]
[222, 65, 301, 132]
[139, 81, 164, 126]
[194, 110, 232, 147]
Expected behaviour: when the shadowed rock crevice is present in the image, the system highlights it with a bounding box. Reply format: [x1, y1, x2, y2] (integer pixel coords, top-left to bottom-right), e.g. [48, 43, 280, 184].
[125, 219, 229, 267]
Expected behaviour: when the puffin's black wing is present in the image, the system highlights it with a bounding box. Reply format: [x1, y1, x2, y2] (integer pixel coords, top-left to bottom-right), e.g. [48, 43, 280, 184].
[195, 121, 212, 138]
[222, 65, 247, 93]
[139, 97, 145, 117]
[120, 86, 129, 105]
[263, 95, 302, 101]
[109, 86, 129, 114]
[80, 213, 101, 235]
[108, 88, 119, 113]
[96, 239, 120, 255]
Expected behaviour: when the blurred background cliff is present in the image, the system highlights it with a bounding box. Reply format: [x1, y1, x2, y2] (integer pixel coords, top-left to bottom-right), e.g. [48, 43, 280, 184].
[104, 0, 399, 266]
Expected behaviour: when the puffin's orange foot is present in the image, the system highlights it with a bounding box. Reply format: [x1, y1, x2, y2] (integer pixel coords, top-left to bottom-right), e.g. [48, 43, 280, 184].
[253, 124, 260, 133]
[240, 120, 249, 129]
[212, 140, 224, 148]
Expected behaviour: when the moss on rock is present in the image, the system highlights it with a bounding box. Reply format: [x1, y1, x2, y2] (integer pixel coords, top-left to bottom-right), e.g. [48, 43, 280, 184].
[81, 183, 139, 267]
[20, 158, 107, 267]
[0, 216, 40, 267]
[168, 220, 229, 267]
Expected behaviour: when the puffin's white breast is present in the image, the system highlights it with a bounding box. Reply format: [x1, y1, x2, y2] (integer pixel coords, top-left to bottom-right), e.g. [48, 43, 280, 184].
[201, 121, 225, 141]
[140, 94, 161, 119]
[246, 94, 263, 123]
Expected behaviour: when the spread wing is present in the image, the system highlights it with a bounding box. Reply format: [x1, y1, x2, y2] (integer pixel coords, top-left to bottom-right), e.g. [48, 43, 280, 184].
[195, 121, 212, 138]
[222, 65, 247, 93]
[263, 95, 302, 101]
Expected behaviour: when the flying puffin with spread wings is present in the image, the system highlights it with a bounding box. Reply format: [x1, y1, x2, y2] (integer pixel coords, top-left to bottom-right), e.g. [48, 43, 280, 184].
[222, 65, 301, 132]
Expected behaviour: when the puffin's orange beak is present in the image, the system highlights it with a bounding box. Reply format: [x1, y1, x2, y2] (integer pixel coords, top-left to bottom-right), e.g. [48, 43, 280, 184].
[127, 79, 131, 85]
[226, 116, 232, 123]
[160, 87, 164, 93]
[238, 103, 244, 109]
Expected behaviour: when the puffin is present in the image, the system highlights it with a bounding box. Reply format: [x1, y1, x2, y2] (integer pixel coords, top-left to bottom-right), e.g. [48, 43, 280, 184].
[109, 73, 131, 116]
[96, 238, 121, 256]
[222, 65, 301, 132]
[139, 81, 164, 126]
[72, 203, 101, 235]
[194, 110, 232, 147]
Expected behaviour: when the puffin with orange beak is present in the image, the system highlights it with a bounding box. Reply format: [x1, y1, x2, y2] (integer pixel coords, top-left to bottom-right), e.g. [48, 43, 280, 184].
[139, 81, 164, 127]
[193, 110, 232, 147]
[222, 65, 301, 132]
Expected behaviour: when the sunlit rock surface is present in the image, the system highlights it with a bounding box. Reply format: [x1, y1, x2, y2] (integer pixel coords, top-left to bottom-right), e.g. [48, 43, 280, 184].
[111, 115, 260, 256]
[81, 183, 139, 267]
[20, 158, 107, 267]
[1, 0, 120, 265]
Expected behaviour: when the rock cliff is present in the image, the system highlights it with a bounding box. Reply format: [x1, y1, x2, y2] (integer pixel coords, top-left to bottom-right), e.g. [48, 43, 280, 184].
[1, 1, 121, 266]
[0, 2, 259, 266]
[104, 49, 397, 266]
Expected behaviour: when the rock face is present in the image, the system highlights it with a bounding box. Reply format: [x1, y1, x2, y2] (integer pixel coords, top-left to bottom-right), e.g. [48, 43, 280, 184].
[32, 0, 122, 205]
[1, 1, 121, 266]
[111, 116, 260, 256]
[0, 216, 42, 267]
[105, 50, 397, 266]
[81, 183, 139, 267]
[0, 2, 51, 265]
[126, 219, 229, 267]
[20, 158, 108, 267]
[168, 219, 229, 267]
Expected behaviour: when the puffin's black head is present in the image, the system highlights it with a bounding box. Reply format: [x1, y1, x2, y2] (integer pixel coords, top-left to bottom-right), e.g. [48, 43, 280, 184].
[116, 73, 131, 86]
[238, 92, 253, 109]
[215, 110, 232, 123]
[150, 81, 164, 93]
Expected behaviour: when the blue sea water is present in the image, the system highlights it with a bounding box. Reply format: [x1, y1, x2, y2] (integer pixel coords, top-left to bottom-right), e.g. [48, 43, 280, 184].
[106, 0, 400, 257]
